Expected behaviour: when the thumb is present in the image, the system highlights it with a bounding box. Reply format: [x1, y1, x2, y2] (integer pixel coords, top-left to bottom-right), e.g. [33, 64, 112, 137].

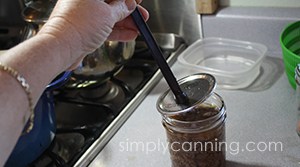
[109, 0, 137, 22]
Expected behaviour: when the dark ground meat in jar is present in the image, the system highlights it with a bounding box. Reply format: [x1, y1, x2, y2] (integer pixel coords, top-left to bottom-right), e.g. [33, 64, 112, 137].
[163, 105, 226, 167]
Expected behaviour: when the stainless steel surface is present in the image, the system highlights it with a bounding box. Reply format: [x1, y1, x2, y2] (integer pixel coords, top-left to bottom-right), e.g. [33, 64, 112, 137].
[154, 33, 183, 50]
[73, 40, 136, 77]
[74, 44, 187, 167]
[22, 0, 55, 23]
[136, 33, 185, 51]
[21, 23, 38, 41]
[141, 0, 202, 45]
[157, 73, 216, 114]
[72, 33, 184, 80]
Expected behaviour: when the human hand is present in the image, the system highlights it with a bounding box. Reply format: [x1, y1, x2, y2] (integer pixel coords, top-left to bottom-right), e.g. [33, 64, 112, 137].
[38, 0, 148, 70]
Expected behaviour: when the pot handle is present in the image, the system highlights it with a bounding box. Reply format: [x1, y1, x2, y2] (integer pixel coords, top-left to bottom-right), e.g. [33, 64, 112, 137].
[46, 71, 72, 91]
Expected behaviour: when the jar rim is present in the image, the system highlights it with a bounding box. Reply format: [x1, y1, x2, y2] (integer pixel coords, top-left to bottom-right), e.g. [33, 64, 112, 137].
[164, 93, 225, 122]
[162, 93, 226, 126]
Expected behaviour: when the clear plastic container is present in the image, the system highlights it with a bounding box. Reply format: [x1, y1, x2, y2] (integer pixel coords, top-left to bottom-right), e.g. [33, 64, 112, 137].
[178, 38, 267, 89]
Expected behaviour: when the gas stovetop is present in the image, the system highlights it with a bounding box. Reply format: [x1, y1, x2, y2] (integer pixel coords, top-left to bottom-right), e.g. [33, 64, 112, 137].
[30, 33, 186, 167]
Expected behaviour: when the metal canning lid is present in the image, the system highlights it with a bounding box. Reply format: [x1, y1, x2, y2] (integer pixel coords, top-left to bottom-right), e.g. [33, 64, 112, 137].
[157, 73, 216, 115]
[296, 64, 300, 85]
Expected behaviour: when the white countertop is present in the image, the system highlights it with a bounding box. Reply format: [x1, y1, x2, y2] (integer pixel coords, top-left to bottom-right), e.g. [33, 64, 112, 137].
[89, 57, 299, 167]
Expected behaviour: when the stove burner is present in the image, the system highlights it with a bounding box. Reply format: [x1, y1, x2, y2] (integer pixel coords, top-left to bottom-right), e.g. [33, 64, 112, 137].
[72, 64, 123, 82]
[55, 101, 115, 128]
[54, 133, 85, 162]
[78, 82, 111, 99]
[64, 77, 105, 89]
[78, 82, 121, 101]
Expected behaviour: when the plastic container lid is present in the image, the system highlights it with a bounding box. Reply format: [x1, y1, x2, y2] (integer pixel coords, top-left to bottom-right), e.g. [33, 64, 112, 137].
[177, 37, 267, 89]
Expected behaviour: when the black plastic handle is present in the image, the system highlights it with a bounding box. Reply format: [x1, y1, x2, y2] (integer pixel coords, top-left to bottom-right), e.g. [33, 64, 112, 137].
[131, 8, 189, 105]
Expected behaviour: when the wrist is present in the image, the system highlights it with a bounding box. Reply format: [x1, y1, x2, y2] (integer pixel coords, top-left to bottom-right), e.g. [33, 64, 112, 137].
[37, 17, 85, 70]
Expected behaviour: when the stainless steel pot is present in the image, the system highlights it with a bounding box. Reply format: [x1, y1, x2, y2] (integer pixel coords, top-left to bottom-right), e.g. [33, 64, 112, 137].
[22, 0, 56, 24]
[73, 40, 136, 79]
[22, 0, 136, 80]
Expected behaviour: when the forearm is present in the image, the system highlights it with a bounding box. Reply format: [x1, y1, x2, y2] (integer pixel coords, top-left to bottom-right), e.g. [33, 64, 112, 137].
[1, 34, 70, 102]
[0, 34, 69, 164]
[0, 0, 147, 164]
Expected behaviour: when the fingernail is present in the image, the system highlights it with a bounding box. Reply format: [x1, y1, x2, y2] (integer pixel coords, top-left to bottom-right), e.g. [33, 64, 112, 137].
[125, 0, 136, 11]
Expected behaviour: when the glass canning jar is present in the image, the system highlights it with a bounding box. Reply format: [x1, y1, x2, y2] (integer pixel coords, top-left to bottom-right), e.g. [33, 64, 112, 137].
[157, 74, 226, 167]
